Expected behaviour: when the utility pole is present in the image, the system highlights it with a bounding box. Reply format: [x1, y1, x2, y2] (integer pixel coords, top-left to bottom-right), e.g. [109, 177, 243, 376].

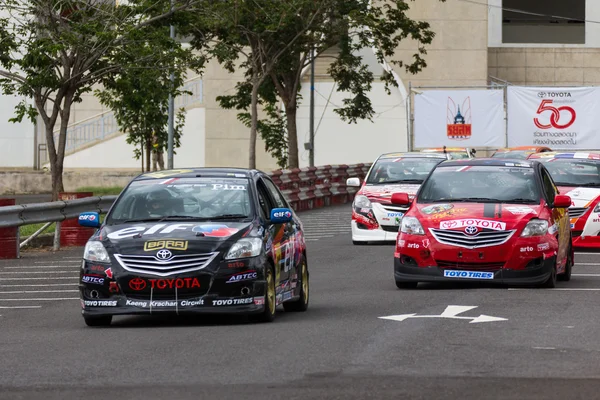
[309, 47, 315, 167]
[167, 0, 175, 170]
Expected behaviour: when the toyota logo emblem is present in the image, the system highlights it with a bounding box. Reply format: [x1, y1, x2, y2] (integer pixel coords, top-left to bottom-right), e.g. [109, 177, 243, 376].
[156, 249, 173, 260]
[464, 226, 478, 235]
[129, 278, 146, 291]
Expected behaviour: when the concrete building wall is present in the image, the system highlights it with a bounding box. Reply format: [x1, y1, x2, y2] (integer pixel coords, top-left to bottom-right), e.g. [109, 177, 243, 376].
[0, 95, 35, 168]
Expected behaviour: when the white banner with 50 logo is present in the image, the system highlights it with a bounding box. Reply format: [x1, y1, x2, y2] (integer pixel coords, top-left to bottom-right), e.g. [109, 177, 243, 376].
[507, 86, 599, 149]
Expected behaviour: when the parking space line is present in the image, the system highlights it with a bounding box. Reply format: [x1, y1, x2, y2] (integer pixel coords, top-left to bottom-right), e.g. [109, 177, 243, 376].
[575, 252, 600, 255]
[573, 274, 600, 277]
[0, 277, 78, 281]
[509, 288, 600, 291]
[0, 306, 42, 309]
[5, 266, 82, 269]
[574, 263, 600, 266]
[0, 284, 77, 287]
[0, 271, 77, 274]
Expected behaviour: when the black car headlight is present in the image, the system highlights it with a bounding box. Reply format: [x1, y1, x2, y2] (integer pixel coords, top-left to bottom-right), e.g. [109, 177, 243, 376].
[225, 238, 263, 260]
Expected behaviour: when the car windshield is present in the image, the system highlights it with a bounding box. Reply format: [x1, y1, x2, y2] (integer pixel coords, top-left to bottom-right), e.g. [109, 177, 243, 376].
[106, 177, 253, 225]
[491, 151, 529, 159]
[538, 159, 600, 187]
[446, 152, 470, 159]
[418, 165, 541, 204]
[366, 157, 444, 184]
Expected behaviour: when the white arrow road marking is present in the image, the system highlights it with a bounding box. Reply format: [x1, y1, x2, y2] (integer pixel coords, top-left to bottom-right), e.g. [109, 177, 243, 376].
[379, 305, 507, 324]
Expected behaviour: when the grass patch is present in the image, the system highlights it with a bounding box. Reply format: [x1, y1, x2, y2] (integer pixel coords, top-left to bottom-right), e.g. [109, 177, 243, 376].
[19, 215, 106, 237]
[75, 186, 123, 196]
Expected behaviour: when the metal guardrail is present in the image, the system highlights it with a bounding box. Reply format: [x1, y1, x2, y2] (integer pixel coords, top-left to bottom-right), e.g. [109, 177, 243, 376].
[0, 196, 117, 229]
[40, 77, 204, 164]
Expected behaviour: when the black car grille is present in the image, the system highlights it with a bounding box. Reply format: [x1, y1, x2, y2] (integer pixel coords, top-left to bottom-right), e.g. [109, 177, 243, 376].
[114, 253, 219, 277]
[429, 228, 515, 249]
[437, 260, 505, 271]
[568, 207, 588, 219]
[381, 225, 399, 233]
[381, 204, 408, 213]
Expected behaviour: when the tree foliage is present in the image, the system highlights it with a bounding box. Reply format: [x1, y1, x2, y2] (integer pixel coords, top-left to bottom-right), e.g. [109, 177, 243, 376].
[0, 0, 200, 199]
[186, 0, 443, 168]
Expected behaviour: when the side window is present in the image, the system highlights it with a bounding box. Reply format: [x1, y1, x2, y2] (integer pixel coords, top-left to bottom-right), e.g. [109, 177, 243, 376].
[541, 169, 556, 204]
[263, 179, 288, 209]
[255, 180, 272, 219]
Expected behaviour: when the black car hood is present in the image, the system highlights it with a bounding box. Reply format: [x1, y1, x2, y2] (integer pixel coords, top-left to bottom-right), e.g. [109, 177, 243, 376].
[99, 221, 254, 255]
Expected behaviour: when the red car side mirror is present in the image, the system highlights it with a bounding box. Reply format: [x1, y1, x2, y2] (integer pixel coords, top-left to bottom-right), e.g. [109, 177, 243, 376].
[391, 193, 410, 206]
[554, 195, 571, 208]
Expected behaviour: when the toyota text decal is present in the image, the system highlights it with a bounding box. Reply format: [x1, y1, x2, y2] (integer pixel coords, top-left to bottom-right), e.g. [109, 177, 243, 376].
[534, 99, 576, 130]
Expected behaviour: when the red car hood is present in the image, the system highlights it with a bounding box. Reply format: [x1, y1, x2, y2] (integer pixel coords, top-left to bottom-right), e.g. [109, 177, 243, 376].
[358, 183, 421, 204]
[416, 202, 545, 231]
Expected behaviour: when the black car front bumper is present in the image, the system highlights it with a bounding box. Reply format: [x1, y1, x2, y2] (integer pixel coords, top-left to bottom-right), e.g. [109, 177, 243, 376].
[394, 256, 555, 286]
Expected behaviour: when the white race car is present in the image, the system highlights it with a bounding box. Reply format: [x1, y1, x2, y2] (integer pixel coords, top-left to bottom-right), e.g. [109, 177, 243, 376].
[346, 152, 448, 244]
[530, 151, 600, 249]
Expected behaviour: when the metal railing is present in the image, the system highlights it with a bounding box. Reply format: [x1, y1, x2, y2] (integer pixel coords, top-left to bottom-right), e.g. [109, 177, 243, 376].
[39, 77, 204, 164]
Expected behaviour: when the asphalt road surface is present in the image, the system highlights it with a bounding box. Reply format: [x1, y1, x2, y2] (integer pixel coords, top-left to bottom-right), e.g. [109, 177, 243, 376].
[1, 205, 600, 399]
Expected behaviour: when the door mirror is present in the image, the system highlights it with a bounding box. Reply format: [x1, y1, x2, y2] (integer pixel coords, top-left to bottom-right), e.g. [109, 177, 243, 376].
[270, 208, 293, 224]
[391, 193, 410, 206]
[78, 212, 101, 228]
[346, 177, 361, 187]
[553, 195, 571, 208]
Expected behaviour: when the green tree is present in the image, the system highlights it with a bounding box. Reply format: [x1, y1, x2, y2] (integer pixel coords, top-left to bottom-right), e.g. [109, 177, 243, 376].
[180, 0, 326, 169]
[199, 0, 443, 168]
[95, 24, 202, 172]
[0, 0, 200, 200]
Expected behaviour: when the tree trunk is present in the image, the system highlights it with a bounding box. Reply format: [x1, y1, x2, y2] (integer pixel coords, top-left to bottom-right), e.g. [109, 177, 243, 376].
[249, 80, 260, 169]
[145, 138, 152, 172]
[53, 91, 76, 201]
[285, 102, 299, 168]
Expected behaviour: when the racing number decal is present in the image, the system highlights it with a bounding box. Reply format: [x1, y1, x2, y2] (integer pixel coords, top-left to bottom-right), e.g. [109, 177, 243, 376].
[534, 100, 576, 130]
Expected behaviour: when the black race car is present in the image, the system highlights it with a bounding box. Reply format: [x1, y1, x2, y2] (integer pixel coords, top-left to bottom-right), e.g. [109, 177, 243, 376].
[77, 168, 309, 326]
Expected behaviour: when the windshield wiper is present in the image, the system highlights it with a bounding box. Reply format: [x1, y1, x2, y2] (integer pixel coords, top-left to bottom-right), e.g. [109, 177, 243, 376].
[578, 182, 600, 187]
[448, 197, 500, 203]
[381, 179, 423, 184]
[504, 198, 538, 204]
[158, 215, 207, 222]
[205, 214, 250, 220]
[123, 217, 164, 223]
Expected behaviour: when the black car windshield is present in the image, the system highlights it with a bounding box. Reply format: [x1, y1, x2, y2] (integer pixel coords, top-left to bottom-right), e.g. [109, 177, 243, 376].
[366, 157, 444, 184]
[106, 177, 253, 225]
[418, 165, 541, 204]
[537, 158, 600, 187]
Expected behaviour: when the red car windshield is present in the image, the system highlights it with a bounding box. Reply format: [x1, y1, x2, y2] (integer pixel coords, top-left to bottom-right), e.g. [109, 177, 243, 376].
[366, 157, 443, 184]
[539, 159, 600, 187]
[418, 165, 541, 204]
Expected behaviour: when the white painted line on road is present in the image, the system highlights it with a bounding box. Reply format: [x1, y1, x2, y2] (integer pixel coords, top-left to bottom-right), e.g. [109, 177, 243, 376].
[574, 263, 600, 266]
[0, 283, 77, 287]
[0, 306, 42, 309]
[5, 266, 81, 269]
[0, 298, 79, 301]
[533, 347, 556, 350]
[379, 305, 508, 324]
[573, 274, 600, 277]
[575, 252, 600, 255]
[0, 271, 77, 274]
[509, 288, 600, 291]
[0, 290, 79, 294]
[0, 277, 78, 281]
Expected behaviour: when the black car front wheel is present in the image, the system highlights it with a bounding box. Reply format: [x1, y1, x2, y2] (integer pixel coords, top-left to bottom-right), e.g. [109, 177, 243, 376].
[250, 264, 276, 323]
[83, 315, 112, 327]
[283, 258, 309, 312]
[395, 280, 418, 289]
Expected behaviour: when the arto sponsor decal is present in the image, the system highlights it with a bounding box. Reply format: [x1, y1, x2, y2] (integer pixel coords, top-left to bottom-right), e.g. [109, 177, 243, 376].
[440, 219, 506, 231]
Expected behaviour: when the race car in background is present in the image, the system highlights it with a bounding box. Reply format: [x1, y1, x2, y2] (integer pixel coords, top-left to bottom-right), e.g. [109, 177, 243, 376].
[392, 158, 574, 289]
[529, 152, 600, 248]
[491, 146, 552, 159]
[346, 152, 448, 244]
[420, 147, 476, 159]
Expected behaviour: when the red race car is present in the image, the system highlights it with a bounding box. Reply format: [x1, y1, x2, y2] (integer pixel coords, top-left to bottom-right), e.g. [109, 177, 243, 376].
[392, 158, 574, 289]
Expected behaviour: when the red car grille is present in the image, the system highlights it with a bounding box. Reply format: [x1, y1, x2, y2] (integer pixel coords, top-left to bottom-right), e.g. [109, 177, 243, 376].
[436, 260, 505, 271]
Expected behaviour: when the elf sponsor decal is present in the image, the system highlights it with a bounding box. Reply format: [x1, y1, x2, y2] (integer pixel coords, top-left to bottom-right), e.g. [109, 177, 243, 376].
[144, 239, 188, 251]
[78, 214, 97, 221]
[538, 243, 550, 251]
[226, 271, 257, 283]
[107, 223, 240, 240]
[84, 300, 117, 307]
[212, 298, 254, 306]
[505, 207, 535, 215]
[128, 277, 201, 291]
[440, 219, 506, 231]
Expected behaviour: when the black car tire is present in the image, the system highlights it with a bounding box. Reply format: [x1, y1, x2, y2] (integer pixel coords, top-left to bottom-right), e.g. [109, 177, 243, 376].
[395, 280, 418, 289]
[83, 315, 112, 327]
[541, 257, 557, 288]
[283, 258, 309, 312]
[558, 244, 573, 282]
[250, 264, 276, 323]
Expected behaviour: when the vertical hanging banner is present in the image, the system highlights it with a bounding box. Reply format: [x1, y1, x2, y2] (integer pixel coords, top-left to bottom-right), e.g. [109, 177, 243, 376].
[507, 86, 600, 149]
[413, 89, 505, 148]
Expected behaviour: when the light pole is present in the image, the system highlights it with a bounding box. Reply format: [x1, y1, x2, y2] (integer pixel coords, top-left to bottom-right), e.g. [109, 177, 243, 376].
[167, 0, 175, 169]
[309, 46, 315, 167]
